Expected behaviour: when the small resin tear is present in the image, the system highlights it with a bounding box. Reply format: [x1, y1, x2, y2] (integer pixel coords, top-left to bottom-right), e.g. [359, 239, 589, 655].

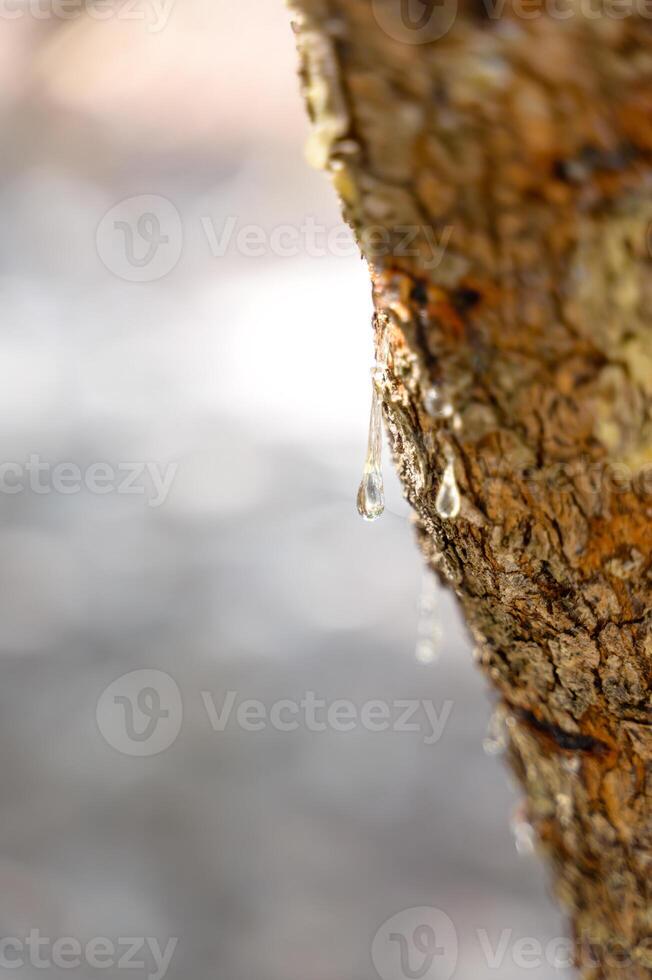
[511, 805, 537, 857]
[556, 758, 579, 830]
[436, 455, 461, 520]
[483, 705, 513, 756]
[357, 316, 388, 523]
[424, 386, 454, 420]
[415, 569, 443, 665]
[556, 792, 574, 828]
[357, 375, 385, 522]
[562, 756, 581, 775]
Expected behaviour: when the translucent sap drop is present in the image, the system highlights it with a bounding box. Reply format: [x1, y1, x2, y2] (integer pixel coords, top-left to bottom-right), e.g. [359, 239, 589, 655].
[357, 318, 388, 523]
[357, 378, 385, 522]
[436, 458, 461, 520]
[416, 638, 440, 665]
[415, 569, 442, 664]
[511, 811, 537, 857]
[357, 466, 385, 522]
[562, 756, 581, 775]
[415, 614, 444, 664]
[556, 793, 574, 828]
[418, 568, 438, 615]
[424, 386, 454, 420]
[483, 706, 508, 756]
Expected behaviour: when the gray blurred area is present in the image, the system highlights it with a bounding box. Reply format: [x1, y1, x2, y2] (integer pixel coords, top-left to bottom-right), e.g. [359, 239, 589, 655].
[0, 3, 565, 979]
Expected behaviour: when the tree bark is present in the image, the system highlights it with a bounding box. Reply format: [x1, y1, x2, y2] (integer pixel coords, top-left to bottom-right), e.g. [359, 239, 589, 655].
[288, 2, 652, 976]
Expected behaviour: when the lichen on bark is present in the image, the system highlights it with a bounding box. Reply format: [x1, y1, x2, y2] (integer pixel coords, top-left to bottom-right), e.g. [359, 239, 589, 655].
[289, 1, 652, 975]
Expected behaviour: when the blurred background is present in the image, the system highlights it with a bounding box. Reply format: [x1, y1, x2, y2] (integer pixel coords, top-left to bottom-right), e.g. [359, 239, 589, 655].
[0, 2, 565, 978]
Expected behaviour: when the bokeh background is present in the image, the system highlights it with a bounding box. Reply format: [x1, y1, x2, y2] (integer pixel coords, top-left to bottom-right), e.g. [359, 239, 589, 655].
[0, 2, 565, 978]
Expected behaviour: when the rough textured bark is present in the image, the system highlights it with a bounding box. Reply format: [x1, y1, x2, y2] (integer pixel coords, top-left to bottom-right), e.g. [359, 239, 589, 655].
[288, 2, 652, 976]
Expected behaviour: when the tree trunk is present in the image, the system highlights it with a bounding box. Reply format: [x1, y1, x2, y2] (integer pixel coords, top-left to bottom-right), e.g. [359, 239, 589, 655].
[288, 2, 652, 976]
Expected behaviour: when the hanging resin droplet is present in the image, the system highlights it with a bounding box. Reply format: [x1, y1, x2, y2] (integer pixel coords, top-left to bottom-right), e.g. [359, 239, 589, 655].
[357, 315, 389, 523]
[483, 705, 511, 756]
[357, 376, 385, 522]
[424, 385, 454, 420]
[556, 792, 574, 828]
[357, 466, 384, 522]
[415, 568, 443, 665]
[511, 806, 537, 857]
[416, 637, 441, 665]
[436, 456, 461, 520]
[562, 756, 581, 776]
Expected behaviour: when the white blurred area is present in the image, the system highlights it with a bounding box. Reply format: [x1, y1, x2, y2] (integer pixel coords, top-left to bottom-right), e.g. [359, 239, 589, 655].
[0, 4, 563, 979]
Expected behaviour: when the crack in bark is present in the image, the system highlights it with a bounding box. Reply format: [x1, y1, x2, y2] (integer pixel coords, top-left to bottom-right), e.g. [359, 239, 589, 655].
[516, 707, 611, 755]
